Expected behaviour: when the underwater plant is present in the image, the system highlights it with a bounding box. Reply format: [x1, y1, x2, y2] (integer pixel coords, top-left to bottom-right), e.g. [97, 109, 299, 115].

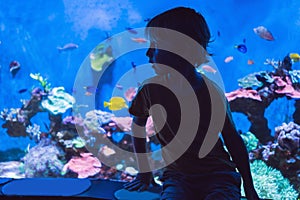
[242, 160, 298, 200]
[30, 73, 52, 92]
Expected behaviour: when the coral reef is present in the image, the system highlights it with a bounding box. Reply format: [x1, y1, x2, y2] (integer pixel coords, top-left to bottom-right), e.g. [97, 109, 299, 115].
[41, 87, 75, 115]
[226, 55, 300, 143]
[0, 161, 25, 179]
[247, 121, 300, 197]
[61, 152, 101, 178]
[0, 75, 157, 181]
[242, 160, 298, 200]
[240, 131, 259, 152]
[22, 138, 65, 178]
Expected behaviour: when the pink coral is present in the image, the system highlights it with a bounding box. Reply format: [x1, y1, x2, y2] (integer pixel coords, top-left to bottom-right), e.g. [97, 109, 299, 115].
[273, 76, 300, 98]
[111, 116, 132, 132]
[225, 88, 262, 102]
[62, 152, 101, 178]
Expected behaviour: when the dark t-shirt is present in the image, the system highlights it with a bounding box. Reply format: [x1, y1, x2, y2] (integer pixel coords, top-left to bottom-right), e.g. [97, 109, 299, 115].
[129, 71, 236, 173]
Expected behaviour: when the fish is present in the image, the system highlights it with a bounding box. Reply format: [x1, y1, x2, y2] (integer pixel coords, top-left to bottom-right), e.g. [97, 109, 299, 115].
[85, 91, 93, 96]
[217, 31, 221, 37]
[131, 61, 136, 72]
[247, 59, 255, 65]
[112, 132, 125, 143]
[144, 18, 151, 22]
[131, 37, 148, 43]
[201, 65, 217, 73]
[83, 86, 98, 93]
[125, 27, 138, 34]
[57, 43, 79, 52]
[224, 56, 234, 63]
[124, 87, 137, 101]
[18, 88, 28, 93]
[104, 96, 128, 111]
[115, 84, 123, 90]
[235, 44, 247, 53]
[253, 26, 274, 41]
[9, 60, 21, 78]
[104, 32, 112, 41]
[289, 53, 300, 62]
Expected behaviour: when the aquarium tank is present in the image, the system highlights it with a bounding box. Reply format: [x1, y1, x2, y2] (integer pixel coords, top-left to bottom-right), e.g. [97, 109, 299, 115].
[0, 0, 300, 199]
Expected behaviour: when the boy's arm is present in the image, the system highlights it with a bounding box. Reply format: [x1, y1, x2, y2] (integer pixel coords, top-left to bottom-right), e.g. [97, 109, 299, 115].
[221, 103, 260, 200]
[124, 116, 153, 191]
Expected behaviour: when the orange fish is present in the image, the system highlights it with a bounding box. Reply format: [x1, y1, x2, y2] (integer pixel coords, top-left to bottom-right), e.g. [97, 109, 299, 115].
[85, 91, 93, 96]
[253, 26, 274, 41]
[224, 56, 234, 63]
[201, 65, 217, 73]
[131, 37, 148, 43]
[247, 59, 254, 65]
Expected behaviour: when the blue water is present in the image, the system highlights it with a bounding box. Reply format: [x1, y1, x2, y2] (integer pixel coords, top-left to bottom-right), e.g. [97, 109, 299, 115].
[1, 0, 299, 148]
[0, 1, 300, 197]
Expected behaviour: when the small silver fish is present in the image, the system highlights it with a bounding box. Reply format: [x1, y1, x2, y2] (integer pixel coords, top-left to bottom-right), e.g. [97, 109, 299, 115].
[57, 43, 78, 52]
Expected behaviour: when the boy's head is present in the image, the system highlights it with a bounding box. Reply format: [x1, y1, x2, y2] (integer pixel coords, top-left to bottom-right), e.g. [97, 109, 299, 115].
[145, 7, 211, 72]
[146, 7, 211, 50]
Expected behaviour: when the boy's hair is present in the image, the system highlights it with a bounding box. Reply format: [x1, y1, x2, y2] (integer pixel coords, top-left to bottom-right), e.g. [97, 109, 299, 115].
[145, 7, 212, 67]
[146, 7, 211, 50]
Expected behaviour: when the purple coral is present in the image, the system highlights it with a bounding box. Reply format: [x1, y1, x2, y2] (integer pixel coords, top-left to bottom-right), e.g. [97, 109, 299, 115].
[275, 122, 300, 154]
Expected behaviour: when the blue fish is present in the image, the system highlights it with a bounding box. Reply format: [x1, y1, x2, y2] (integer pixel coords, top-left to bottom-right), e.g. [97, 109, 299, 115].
[150, 142, 161, 151]
[111, 132, 125, 143]
[235, 44, 247, 53]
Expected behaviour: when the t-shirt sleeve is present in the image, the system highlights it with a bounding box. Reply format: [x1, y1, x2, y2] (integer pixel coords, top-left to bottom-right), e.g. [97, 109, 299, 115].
[128, 85, 150, 118]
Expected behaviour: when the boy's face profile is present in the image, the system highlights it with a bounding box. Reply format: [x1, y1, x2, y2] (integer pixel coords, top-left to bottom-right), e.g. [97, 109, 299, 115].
[146, 40, 179, 75]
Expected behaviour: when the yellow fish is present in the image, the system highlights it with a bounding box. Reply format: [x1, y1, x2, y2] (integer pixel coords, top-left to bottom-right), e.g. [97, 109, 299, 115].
[104, 97, 128, 111]
[289, 53, 300, 62]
